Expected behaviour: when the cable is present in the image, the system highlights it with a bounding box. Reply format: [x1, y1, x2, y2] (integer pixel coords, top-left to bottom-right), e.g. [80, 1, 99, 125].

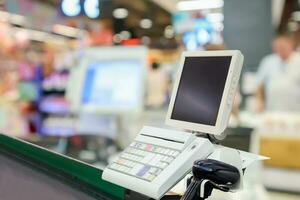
[180, 178, 201, 200]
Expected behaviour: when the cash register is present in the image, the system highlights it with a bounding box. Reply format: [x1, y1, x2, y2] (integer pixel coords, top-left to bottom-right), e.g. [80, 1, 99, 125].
[103, 50, 265, 200]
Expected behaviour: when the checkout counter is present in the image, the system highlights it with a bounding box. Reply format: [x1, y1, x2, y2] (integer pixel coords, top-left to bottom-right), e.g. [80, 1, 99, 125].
[0, 133, 126, 200]
[1, 110, 299, 199]
[0, 134, 182, 200]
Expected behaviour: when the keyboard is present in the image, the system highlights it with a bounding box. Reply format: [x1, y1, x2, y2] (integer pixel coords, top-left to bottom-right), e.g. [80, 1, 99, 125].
[103, 126, 214, 199]
[108, 141, 181, 182]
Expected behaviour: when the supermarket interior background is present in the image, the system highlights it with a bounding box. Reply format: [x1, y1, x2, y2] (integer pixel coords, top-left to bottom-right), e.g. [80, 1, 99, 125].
[0, 0, 300, 199]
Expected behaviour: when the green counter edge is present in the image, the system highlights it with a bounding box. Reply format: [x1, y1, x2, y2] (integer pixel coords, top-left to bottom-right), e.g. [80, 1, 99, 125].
[0, 134, 125, 200]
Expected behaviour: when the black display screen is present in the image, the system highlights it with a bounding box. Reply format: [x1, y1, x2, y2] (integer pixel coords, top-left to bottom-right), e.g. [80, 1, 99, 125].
[171, 56, 232, 126]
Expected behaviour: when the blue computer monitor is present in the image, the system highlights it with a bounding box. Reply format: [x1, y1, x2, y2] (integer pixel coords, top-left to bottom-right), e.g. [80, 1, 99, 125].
[66, 46, 147, 114]
[81, 60, 143, 111]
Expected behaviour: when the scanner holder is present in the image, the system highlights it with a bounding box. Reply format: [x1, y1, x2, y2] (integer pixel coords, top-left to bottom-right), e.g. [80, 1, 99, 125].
[178, 136, 249, 200]
[181, 159, 240, 200]
[183, 177, 231, 200]
[185, 177, 227, 200]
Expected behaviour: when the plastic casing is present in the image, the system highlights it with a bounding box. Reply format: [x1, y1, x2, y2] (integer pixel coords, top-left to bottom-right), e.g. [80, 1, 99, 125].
[165, 50, 244, 136]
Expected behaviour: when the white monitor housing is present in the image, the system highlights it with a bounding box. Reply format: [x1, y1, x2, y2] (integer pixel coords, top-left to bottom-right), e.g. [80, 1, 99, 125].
[66, 46, 147, 114]
[166, 50, 244, 136]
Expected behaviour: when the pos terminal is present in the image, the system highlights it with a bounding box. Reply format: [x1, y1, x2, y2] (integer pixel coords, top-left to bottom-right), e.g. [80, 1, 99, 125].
[103, 50, 265, 199]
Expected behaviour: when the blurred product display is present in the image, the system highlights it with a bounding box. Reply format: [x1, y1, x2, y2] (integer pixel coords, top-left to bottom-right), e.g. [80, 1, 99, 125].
[255, 113, 300, 193]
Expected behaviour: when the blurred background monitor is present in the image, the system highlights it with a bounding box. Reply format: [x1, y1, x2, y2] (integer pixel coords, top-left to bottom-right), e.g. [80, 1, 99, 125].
[66, 46, 147, 115]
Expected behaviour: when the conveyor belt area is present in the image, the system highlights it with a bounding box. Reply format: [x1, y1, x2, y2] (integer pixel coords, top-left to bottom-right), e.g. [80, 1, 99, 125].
[0, 153, 112, 200]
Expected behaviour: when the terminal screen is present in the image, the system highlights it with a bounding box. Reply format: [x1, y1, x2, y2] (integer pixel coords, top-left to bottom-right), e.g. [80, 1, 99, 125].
[81, 60, 143, 110]
[171, 56, 232, 126]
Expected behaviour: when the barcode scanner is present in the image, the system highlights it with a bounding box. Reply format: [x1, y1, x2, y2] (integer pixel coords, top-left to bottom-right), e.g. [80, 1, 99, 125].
[180, 159, 240, 200]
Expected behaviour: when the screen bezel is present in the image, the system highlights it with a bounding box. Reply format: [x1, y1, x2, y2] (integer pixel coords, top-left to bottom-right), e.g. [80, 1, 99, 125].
[165, 50, 242, 135]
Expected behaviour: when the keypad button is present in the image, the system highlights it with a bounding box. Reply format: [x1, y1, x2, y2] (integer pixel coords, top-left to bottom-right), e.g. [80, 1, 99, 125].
[130, 142, 137, 147]
[137, 166, 150, 177]
[170, 151, 179, 157]
[158, 162, 168, 168]
[142, 153, 156, 163]
[149, 167, 158, 174]
[110, 141, 178, 182]
[144, 173, 156, 181]
[129, 164, 144, 175]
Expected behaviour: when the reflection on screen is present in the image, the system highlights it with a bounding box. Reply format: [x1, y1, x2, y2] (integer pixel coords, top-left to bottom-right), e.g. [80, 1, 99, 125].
[81, 60, 143, 110]
[171, 56, 231, 126]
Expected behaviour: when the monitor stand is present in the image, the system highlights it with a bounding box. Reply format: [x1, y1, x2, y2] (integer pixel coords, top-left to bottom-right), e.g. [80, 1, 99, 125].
[191, 131, 228, 144]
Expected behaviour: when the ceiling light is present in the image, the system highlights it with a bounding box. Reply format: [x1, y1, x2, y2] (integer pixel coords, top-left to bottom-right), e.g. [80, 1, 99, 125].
[120, 30, 131, 39]
[0, 11, 27, 26]
[30, 30, 49, 42]
[140, 19, 152, 29]
[84, 0, 100, 19]
[46, 35, 66, 44]
[10, 13, 27, 26]
[61, 0, 81, 17]
[52, 24, 84, 38]
[177, 0, 224, 11]
[113, 8, 128, 19]
[0, 11, 27, 25]
[164, 25, 175, 39]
